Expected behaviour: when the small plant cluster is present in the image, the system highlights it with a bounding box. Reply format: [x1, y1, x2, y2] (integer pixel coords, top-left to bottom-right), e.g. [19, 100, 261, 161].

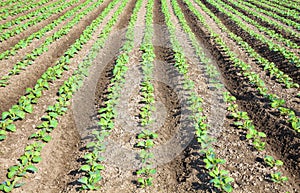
[208, 0, 300, 68]
[162, 1, 234, 192]
[0, 0, 127, 191]
[0, 0, 103, 86]
[223, 92, 266, 151]
[0, 0, 50, 20]
[0, 0, 83, 61]
[0, 0, 104, 141]
[190, 0, 300, 133]
[78, 0, 143, 190]
[135, 0, 157, 188]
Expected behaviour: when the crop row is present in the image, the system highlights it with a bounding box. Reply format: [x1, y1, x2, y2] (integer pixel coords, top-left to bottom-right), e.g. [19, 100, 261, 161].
[247, 0, 300, 24]
[0, 0, 64, 31]
[0, 0, 33, 15]
[210, 0, 300, 69]
[0, 0, 102, 87]
[259, 0, 300, 17]
[0, 0, 50, 20]
[0, 0, 125, 191]
[222, 0, 300, 50]
[0, 0, 20, 8]
[194, 0, 298, 89]
[189, 0, 300, 133]
[77, 0, 143, 190]
[268, 0, 300, 12]
[244, 2, 299, 31]
[164, 0, 234, 191]
[0, 0, 86, 61]
[229, 0, 300, 46]
[0, 0, 76, 42]
[135, 0, 157, 188]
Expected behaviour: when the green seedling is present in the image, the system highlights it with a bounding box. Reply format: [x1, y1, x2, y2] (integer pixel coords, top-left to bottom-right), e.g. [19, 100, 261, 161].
[270, 172, 288, 183]
[264, 155, 283, 167]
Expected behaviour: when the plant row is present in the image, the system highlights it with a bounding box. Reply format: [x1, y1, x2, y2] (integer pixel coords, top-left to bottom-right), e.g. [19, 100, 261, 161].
[0, 0, 20, 8]
[0, 0, 105, 141]
[0, 0, 33, 15]
[221, 0, 300, 50]
[0, 0, 76, 42]
[268, 0, 300, 12]
[260, 0, 300, 17]
[230, 0, 300, 45]
[164, 0, 234, 191]
[223, 92, 289, 184]
[135, 0, 157, 188]
[194, 0, 298, 89]
[77, 0, 144, 190]
[0, 0, 50, 20]
[0, 0, 102, 87]
[0, 0, 125, 191]
[247, 0, 300, 25]
[210, 0, 300, 68]
[188, 0, 300, 133]
[0, 0, 85, 61]
[0, 0, 64, 31]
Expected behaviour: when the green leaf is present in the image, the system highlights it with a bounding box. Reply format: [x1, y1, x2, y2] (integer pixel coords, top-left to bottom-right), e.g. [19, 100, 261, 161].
[42, 135, 52, 142]
[25, 165, 38, 173]
[6, 124, 16, 132]
[78, 176, 88, 184]
[80, 165, 91, 172]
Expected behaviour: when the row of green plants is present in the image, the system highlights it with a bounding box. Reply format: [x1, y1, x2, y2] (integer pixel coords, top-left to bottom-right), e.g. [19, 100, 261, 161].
[247, 0, 300, 26]
[0, 0, 19, 8]
[164, 0, 234, 191]
[221, 0, 300, 50]
[223, 92, 289, 184]
[0, 0, 105, 141]
[135, 0, 157, 188]
[194, 0, 298, 89]
[0, 0, 125, 191]
[0, 0, 74, 42]
[0, 0, 33, 14]
[0, 0, 64, 31]
[258, 0, 300, 18]
[78, 0, 144, 190]
[187, 0, 300, 133]
[0, 0, 85, 61]
[239, 1, 299, 34]
[0, 0, 103, 87]
[0, 0, 50, 20]
[210, 0, 300, 68]
[229, 0, 300, 45]
[268, 0, 300, 12]
[244, 0, 300, 31]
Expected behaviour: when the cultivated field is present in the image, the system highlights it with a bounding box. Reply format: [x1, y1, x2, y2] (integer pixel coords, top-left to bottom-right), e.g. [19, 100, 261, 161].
[0, 0, 299, 192]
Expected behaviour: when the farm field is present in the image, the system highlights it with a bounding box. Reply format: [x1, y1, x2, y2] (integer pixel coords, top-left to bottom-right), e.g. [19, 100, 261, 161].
[0, 0, 299, 192]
